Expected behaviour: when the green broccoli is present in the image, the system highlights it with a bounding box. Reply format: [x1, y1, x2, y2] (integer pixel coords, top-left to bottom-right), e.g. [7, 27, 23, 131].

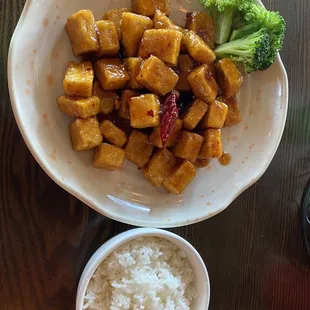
[214, 28, 271, 73]
[231, 3, 286, 53]
[199, 0, 253, 44]
[230, 23, 261, 41]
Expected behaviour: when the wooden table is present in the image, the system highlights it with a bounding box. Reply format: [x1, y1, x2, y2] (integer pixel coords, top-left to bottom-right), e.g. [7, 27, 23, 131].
[1, 1, 309, 309]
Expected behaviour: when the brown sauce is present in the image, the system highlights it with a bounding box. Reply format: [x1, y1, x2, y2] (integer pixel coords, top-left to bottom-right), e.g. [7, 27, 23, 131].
[194, 158, 210, 168]
[218, 152, 232, 166]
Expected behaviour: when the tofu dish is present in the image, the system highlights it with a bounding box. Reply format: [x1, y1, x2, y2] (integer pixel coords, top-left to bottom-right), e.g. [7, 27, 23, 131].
[57, 0, 248, 195]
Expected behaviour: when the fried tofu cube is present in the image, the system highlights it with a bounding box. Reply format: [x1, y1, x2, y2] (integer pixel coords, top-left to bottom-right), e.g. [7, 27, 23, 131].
[122, 13, 153, 57]
[57, 95, 100, 118]
[224, 97, 242, 127]
[175, 54, 196, 91]
[103, 8, 132, 40]
[186, 12, 215, 49]
[119, 90, 140, 120]
[63, 61, 94, 98]
[139, 29, 183, 66]
[178, 54, 196, 72]
[193, 158, 210, 168]
[95, 59, 129, 91]
[125, 130, 154, 168]
[153, 10, 181, 30]
[130, 94, 161, 128]
[174, 131, 204, 163]
[69, 117, 102, 151]
[163, 160, 197, 194]
[125, 57, 144, 89]
[93, 143, 125, 170]
[184, 31, 216, 64]
[114, 99, 121, 110]
[182, 99, 209, 130]
[216, 59, 244, 98]
[100, 120, 127, 147]
[199, 129, 222, 159]
[200, 100, 228, 129]
[188, 65, 218, 103]
[66, 10, 99, 57]
[137, 56, 179, 96]
[142, 149, 176, 187]
[150, 119, 183, 148]
[179, 28, 189, 53]
[96, 21, 120, 57]
[93, 81, 119, 115]
[132, 0, 170, 17]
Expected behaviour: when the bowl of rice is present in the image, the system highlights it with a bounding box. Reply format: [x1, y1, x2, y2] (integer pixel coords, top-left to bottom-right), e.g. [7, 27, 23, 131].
[76, 228, 210, 310]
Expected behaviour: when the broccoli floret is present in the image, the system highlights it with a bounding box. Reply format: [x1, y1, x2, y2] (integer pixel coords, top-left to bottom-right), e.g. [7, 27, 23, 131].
[214, 28, 271, 73]
[199, 0, 253, 44]
[230, 23, 261, 41]
[231, 4, 286, 52]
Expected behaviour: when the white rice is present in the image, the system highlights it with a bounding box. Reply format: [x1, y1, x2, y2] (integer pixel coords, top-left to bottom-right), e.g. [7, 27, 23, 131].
[83, 237, 197, 310]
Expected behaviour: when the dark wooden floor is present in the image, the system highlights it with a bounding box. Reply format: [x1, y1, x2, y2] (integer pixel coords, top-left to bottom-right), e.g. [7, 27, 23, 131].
[1, 0, 310, 309]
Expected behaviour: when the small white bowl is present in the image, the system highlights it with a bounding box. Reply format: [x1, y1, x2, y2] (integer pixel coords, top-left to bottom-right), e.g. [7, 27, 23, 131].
[76, 228, 210, 310]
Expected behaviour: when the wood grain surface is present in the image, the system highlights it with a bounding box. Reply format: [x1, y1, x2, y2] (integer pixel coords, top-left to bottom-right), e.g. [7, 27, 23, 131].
[1, 0, 310, 309]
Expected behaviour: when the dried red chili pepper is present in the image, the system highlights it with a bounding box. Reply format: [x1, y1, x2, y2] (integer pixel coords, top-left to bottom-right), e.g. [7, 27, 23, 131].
[161, 90, 180, 147]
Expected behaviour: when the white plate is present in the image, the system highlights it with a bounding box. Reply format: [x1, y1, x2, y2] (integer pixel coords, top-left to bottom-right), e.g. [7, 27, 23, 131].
[8, 0, 288, 228]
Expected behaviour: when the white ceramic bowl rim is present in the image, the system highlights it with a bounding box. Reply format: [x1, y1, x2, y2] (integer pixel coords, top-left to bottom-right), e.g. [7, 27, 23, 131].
[8, 0, 289, 228]
[76, 228, 210, 310]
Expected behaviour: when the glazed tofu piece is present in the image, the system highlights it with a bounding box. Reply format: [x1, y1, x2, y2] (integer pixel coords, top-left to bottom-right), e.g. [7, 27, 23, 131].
[179, 28, 189, 53]
[57, 96, 100, 118]
[163, 160, 197, 194]
[182, 99, 209, 130]
[200, 100, 228, 129]
[100, 120, 127, 147]
[186, 12, 215, 49]
[69, 117, 102, 151]
[188, 65, 218, 103]
[66, 10, 99, 57]
[132, 0, 170, 17]
[153, 10, 180, 30]
[137, 56, 179, 96]
[130, 94, 161, 128]
[178, 54, 196, 72]
[119, 90, 140, 120]
[150, 119, 183, 148]
[95, 59, 129, 91]
[93, 81, 119, 115]
[142, 149, 176, 187]
[103, 8, 132, 40]
[175, 54, 196, 92]
[224, 97, 242, 127]
[139, 29, 183, 66]
[63, 61, 94, 98]
[125, 130, 154, 168]
[174, 131, 204, 163]
[199, 129, 222, 159]
[184, 31, 216, 64]
[125, 57, 144, 89]
[96, 21, 120, 57]
[122, 13, 153, 57]
[93, 143, 125, 170]
[216, 59, 244, 98]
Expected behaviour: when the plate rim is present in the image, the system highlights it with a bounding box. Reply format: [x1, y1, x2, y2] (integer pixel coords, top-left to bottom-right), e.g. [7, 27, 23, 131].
[8, 0, 289, 228]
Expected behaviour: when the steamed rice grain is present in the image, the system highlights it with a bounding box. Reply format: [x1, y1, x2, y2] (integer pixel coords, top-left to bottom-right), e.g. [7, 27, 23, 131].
[83, 237, 197, 310]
